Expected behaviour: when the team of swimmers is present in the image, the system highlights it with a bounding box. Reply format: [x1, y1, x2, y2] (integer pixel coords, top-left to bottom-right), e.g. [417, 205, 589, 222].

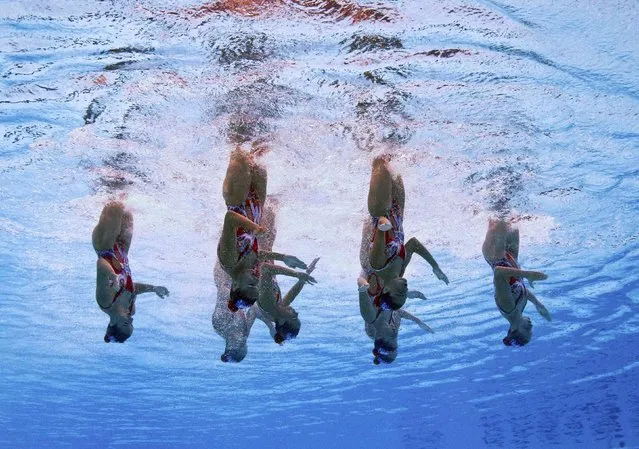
[92, 149, 550, 363]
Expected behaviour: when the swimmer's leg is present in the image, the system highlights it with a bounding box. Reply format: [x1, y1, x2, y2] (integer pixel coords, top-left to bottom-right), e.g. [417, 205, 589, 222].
[258, 201, 278, 252]
[506, 227, 520, 260]
[367, 157, 393, 221]
[249, 160, 268, 206]
[223, 147, 252, 206]
[359, 219, 374, 269]
[367, 158, 395, 268]
[482, 218, 508, 262]
[92, 201, 125, 252]
[391, 172, 405, 216]
[118, 209, 134, 254]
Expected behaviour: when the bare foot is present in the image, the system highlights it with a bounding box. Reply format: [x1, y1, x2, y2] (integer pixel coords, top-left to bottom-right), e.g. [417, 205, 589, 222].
[377, 216, 392, 232]
[250, 138, 271, 158]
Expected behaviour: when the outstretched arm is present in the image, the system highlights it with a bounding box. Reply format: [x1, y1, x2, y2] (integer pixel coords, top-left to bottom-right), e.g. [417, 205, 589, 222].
[526, 289, 551, 321]
[260, 263, 316, 283]
[258, 263, 316, 315]
[398, 309, 434, 333]
[403, 237, 449, 284]
[133, 282, 169, 298]
[258, 251, 308, 269]
[494, 266, 547, 286]
[281, 258, 319, 307]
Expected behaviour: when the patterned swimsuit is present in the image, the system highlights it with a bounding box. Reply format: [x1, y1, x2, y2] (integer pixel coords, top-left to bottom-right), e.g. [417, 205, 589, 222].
[96, 242, 135, 311]
[362, 199, 406, 301]
[486, 251, 527, 315]
[227, 186, 263, 274]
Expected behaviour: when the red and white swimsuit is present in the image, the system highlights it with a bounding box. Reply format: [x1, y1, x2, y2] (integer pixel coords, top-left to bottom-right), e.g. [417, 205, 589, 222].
[97, 242, 135, 311]
[362, 199, 406, 301]
[486, 251, 527, 314]
[227, 186, 263, 267]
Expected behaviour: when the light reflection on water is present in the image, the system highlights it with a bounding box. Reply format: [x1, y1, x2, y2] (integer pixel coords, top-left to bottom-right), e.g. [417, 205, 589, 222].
[1, 0, 638, 447]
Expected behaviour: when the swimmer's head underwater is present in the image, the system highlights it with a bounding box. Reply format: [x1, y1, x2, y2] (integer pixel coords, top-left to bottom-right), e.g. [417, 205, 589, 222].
[104, 321, 133, 343]
[274, 315, 300, 345]
[373, 338, 397, 365]
[221, 345, 248, 363]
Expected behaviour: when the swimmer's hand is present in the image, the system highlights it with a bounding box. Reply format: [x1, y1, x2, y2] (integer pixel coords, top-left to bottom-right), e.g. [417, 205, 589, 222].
[535, 302, 552, 321]
[433, 266, 449, 285]
[153, 286, 169, 299]
[255, 226, 267, 235]
[407, 290, 427, 300]
[296, 272, 317, 285]
[306, 257, 320, 274]
[526, 271, 548, 288]
[357, 277, 369, 293]
[418, 322, 435, 334]
[281, 255, 307, 270]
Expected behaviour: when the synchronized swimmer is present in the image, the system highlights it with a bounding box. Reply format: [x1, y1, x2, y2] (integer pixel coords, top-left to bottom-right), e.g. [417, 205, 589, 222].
[482, 218, 551, 346]
[91, 151, 550, 360]
[213, 146, 318, 360]
[92, 201, 169, 343]
[357, 156, 449, 364]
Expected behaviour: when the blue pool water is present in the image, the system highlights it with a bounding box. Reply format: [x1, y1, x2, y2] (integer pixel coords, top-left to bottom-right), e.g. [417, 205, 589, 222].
[1, 0, 638, 448]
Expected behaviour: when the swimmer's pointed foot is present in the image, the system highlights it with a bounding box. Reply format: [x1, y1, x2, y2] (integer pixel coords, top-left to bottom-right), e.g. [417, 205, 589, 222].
[250, 138, 271, 158]
[377, 216, 392, 232]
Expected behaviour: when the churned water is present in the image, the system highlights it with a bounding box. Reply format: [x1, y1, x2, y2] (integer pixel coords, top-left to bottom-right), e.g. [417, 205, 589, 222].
[1, 0, 638, 448]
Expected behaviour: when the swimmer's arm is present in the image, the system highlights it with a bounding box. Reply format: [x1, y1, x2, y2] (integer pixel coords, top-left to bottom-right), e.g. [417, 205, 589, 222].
[258, 263, 315, 315]
[260, 263, 316, 284]
[225, 210, 265, 233]
[526, 290, 551, 321]
[398, 310, 434, 334]
[281, 258, 320, 307]
[403, 237, 449, 285]
[281, 278, 306, 307]
[494, 267, 547, 284]
[133, 283, 169, 298]
[358, 277, 377, 323]
[258, 251, 307, 269]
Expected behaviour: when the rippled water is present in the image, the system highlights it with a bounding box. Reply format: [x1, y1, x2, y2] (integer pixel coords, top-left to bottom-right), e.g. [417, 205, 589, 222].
[1, 0, 638, 447]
